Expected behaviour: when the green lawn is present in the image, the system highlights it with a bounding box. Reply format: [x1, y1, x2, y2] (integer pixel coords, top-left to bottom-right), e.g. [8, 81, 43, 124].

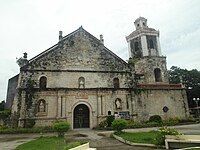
[15, 136, 66, 150]
[115, 131, 159, 145]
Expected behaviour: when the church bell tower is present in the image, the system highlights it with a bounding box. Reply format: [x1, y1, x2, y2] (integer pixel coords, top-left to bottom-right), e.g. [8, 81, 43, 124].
[126, 17, 169, 84]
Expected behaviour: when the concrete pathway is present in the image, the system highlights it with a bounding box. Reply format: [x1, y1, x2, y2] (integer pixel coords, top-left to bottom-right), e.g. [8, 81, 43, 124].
[71, 129, 155, 150]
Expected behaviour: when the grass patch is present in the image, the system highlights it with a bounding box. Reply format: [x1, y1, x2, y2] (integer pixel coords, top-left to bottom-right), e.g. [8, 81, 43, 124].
[15, 136, 66, 150]
[115, 131, 159, 145]
[15, 136, 88, 150]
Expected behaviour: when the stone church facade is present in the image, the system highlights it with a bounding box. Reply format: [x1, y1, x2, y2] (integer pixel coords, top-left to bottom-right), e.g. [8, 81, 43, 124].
[7, 17, 189, 129]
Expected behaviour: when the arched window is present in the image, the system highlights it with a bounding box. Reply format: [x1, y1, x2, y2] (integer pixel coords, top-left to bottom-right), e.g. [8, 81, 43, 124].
[154, 68, 162, 82]
[108, 111, 111, 116]
[134, 42, 139, 51]
[149, 39, 154, 49]
[38, 99, 46, 112]
[78, 77, 85, 88]
[39, 76, 47, 89]
[113, 78, 119, 89]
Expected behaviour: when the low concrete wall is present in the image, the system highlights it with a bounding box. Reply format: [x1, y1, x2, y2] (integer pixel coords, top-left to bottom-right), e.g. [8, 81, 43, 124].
[112, 134, 158, 148]
[165, 135, 200, 149]
[69, 142, 96, 150]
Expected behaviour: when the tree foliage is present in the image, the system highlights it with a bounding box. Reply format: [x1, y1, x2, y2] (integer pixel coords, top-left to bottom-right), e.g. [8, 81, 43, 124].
[168, 66, 200, 108]
[169, 66, 200, 89]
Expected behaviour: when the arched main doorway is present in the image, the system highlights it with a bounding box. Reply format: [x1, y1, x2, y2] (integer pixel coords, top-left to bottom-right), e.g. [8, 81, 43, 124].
[73, 104, 90, 128]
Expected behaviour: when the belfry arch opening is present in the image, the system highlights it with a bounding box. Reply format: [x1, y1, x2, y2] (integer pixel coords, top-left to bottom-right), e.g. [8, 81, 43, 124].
[73, 104, 89, 128]
[149, 39, 154, 49]
[154, 68, 162, 82]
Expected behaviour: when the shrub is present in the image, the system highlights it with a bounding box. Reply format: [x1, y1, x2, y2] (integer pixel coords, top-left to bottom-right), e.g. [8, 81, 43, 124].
[146, 121, 160, 127]
[178, 117, 196, 123]
[127, 121, 143, 128]
[0, 126, 55, 134]
[112, 119, 128, 133]
[155, 126, 181, 145]
[149, 115, 162, 123]
[53, 121, 70, 137]
[99, 120, 108, 128]
[164, 117, 179, 125]
[106, 115, 115, 127]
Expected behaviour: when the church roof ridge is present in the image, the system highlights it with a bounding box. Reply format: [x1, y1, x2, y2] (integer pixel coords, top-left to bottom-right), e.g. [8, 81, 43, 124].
[28, 27, 81, 64]
[27, 27, 128, 67]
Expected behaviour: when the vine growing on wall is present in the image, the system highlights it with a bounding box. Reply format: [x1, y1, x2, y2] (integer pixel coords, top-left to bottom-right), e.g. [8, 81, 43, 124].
[128, 57, 139, 67]
[25, 78, 36, 109]
[127, 57, 148, 95]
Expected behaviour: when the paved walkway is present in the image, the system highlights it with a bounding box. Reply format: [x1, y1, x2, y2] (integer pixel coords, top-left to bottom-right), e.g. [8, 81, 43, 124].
[69, 129, 155, 150]
[0, 123, 199, 150]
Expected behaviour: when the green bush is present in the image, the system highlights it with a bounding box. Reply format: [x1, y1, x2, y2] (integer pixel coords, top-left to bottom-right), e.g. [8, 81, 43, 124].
[178, 117, 197, 123]
[106, 115, 115, 127]
[112, 119, 128, 133]
[146, 121, 160, 127]
[98, 120, 108, 128]
[149, 115, 162, 123]
[155, 126, 181, 145]
[0, 126, 55, 134]
[53, 121, 70, 137]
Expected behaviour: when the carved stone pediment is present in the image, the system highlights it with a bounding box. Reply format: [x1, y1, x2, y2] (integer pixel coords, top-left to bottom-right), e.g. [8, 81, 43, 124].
[76, 91, 88, 99]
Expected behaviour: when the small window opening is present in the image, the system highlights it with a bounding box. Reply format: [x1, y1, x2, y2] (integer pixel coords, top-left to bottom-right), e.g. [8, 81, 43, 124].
[113, 78, 119, 89]
[108, 111, 111, 115]
[154, 68, 162, 82]
[39, 76, 47, 89]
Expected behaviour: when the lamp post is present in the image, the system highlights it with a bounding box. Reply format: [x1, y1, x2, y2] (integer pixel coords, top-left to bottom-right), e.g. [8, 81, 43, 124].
[193, 98, 200, 119]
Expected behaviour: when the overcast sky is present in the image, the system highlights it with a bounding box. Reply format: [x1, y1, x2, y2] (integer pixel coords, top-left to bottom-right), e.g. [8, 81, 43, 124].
[0, 0, 200, 102]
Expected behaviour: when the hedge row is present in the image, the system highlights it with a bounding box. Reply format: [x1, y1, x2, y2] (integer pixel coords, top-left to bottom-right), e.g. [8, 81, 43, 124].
[0, 126, 55, 134]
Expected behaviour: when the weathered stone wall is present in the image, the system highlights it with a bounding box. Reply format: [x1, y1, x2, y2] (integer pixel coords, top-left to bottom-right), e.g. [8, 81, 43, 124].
[135, 56, 169, 84]
[33, 89, 131, 128]
[33, 88, 189, 127]
[133, 89, 189, 122]
[20, 71, 129, 89]
[24, 28, 128, 72]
